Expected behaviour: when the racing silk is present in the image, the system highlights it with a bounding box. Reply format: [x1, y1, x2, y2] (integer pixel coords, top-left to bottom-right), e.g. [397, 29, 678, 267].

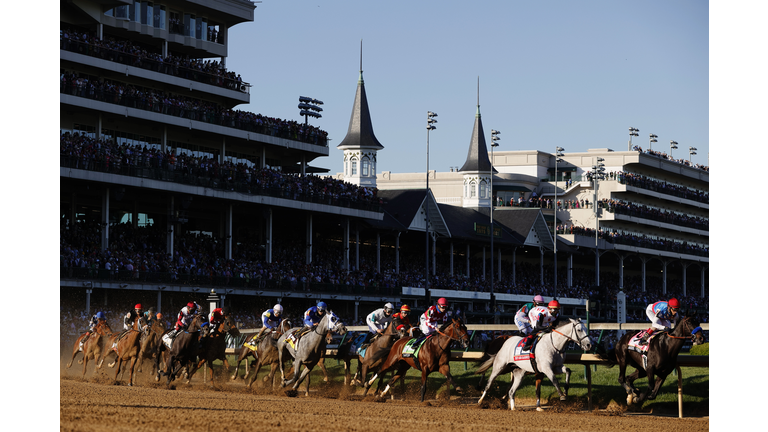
[176, 304, 198, 331]
[88, 315, 100, 332]
[419, 305, 447, 334]
[303, 306, 324, 327]
[528, 306, 557, 329]
[515, 302, 536, 321]
[123, 310, 140, 330]
[391, 312, 412, 331]
[514, 302, 537, 335]
[261, 309, 281, 329]
[646, 301, 678, 330]
[366, 308, 394, 333]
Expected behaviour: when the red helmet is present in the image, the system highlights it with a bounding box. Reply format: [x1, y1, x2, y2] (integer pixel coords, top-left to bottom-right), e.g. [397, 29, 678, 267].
[668, 298, 680, 309]
[400, 305, 411, 312]
[548, 300, 560, 309]
[187, 302, 195, 309]
[437, 298, 448, 306]
[134, 304, 142, 310]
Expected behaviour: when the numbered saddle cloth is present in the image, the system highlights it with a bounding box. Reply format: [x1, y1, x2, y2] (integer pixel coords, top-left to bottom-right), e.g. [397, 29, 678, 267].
[513, 336, 538, 362]
[347, 333, 369, 357]
[628, 330, 661, 354]
[402, 335, 430, 359]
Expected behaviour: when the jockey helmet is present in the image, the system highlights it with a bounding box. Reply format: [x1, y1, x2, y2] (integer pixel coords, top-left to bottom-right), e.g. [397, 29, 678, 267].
[221, 306, 231, 315]
[384, 303, 394, 315]
[667, 298, 680, 309]
[437, 298, 449, 307]
[134, 304, 142, 310]
[96, 311, 106, 320]
[317, 302, 327, 312]
[273, 304, 283, 314]
[156, 313, 163, 320]
[533, 295, 545, 305]
[400, 305, 411, 315]
[187, 302, 196, 310]
[548, 300, 561, 309]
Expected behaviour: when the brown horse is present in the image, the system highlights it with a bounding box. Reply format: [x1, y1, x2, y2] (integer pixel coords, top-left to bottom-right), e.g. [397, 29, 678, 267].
[66, 319, 114, 378]
[231, 318, 291, 381]
[241, 319, 298, 388]
[599, 315, 705, 405]
[352, 316, 407, 395]
[190, 314, 240, 384]
[136, 319, 166, 375]
[372, 318, 470, 401]
[97, 316, 144, 386]
[155, 314, 206, 385]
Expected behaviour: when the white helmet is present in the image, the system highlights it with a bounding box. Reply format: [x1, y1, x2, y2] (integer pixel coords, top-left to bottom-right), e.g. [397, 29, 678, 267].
[384, 303, 394, 314]
[273, 304, 283, 314]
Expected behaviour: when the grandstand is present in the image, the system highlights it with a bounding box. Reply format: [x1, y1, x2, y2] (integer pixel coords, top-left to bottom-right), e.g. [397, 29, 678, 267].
[60, 0, 707, 332]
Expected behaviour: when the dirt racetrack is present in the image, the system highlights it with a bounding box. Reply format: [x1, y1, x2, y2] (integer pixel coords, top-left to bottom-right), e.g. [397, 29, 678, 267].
[61, 361, 708, 432]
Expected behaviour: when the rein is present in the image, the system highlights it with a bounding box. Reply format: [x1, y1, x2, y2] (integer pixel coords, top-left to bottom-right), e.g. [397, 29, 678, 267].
[551, 322, 589, 351]
[436, 321, 466, 346]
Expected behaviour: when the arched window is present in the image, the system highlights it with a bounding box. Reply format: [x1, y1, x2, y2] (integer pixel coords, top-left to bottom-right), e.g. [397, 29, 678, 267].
[362, 157, 370, 176]
[470, 181, 476, 198]
[351, 159, 358, 176]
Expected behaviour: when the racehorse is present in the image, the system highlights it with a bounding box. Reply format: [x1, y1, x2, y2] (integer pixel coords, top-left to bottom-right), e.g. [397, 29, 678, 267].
[598, 315, 704, 406]
[136, 319, 166, 375]
[66, 319, 114, 378]
[232, 318, 291, 383]
[277, 311, 347, 396]
[191, 314, 240, 383]
[154, 314, 206, 385]
[351, 316, 407, 395]
[370, 317, 470, 402]
[476, 318, 593, 411]
[311, 329, 337, 383]
[97, 316, 145, 386]
[474, 334, 512, 391]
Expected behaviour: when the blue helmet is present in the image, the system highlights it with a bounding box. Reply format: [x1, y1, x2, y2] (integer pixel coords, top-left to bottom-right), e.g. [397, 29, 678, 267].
[317, 302, 327, 311]
[96, 311, 106, 320]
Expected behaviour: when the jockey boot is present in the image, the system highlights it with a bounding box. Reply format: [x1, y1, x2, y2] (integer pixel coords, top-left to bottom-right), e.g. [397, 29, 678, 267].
[522, 334, 534, 351]
[639, 329, 654, 346]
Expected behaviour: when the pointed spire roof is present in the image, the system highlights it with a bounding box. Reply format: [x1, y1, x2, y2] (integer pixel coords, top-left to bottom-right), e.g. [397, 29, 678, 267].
[459, 79, 495, 173]
[337, 41, 384, 150]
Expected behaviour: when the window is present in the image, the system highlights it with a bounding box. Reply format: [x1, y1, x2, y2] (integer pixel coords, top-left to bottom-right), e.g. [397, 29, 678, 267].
[362, 158, 370, 176]
[470, 182, 476, 198]
[153, 5, 165, 29]
[351, 160, 357, 176]
[196, 17, 205, 40]
[140, 2, 151, 25]
[184, 14, 195, 38]
[480, 180, 488, 199]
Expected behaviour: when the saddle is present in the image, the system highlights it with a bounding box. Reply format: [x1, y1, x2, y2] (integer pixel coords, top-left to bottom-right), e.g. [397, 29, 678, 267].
[402, 335, 430, 360]
[513, 337, 542, 375]
[628, 330, 664, 354]
[346, 333, 369, 357]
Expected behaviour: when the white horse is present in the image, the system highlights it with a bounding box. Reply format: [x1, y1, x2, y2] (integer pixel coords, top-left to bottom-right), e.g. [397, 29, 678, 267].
[277, 311, 347, 396]
[476, 318, 592, 411]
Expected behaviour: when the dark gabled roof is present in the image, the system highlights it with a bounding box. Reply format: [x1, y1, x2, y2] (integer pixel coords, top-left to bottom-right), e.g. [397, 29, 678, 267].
[436, 204, 522, 246]
[491, 208, 554, 250]
[366, 189, 425, 232]
[337, 71, 384, 150]
[458, 105, 495, 174]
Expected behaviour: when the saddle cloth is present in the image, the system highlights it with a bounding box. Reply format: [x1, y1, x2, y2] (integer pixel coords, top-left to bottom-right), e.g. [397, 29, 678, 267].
[348, 333, 369, 357]
[286, 333, 299, 350]
[513, 337, 536, 362]
[628, 330, 659, 354]
[243, 336, 258, 352]
[402, 335, 430, 359]
[161, 333, 174, 349]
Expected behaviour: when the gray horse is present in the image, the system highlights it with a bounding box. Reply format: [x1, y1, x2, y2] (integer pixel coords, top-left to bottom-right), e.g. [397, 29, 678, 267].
[277, 311, 347, 396]
[476, 318, 592, 411]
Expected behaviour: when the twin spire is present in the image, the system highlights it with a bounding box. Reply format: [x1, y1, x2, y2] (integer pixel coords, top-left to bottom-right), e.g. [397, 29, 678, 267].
[338, 40, 384, 151]
[458, 77, 495, 174]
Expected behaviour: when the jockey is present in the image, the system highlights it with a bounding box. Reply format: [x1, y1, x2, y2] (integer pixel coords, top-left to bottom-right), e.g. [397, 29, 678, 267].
[639, 298, 680, 345]
[142, 307, 157, 327]
[176, 302, 201, 331]
[514, 295, 546, 336]
[523, 300, 561, 350]
[123, 304, 143, 331]
[419, 297, 449, 337]
[366, 302, 395, 343]
[297, 302, 327, 338]
[208, 306, 229, 333]
[392, 305, 413, 335]
[83, 311, 107, 344]
[255, 304, 284, 342]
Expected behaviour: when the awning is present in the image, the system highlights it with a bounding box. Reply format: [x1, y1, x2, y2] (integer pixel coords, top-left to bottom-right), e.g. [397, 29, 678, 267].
[547, 166, 577, 172]
[493, 185, 531, 192]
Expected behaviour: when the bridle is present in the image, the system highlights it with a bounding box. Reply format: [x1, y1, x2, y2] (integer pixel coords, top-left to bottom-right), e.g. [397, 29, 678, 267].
[436, 320, 468, 345]
[551, 321, 591, 350]
[664, 318, 701, 340]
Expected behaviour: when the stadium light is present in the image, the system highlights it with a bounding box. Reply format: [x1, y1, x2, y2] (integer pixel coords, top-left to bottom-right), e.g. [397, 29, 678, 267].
[649, 134, 658, 151]
[298, 96, 323, 124]
[628, 127, 639, 151]
[591, 157, 606, 287]
[490, 129, 500, 314]
[554, 146, 564, 299]
[425, 110, 437, 306]
[670, 140, 678, 158]
[689, 146, 697, 164]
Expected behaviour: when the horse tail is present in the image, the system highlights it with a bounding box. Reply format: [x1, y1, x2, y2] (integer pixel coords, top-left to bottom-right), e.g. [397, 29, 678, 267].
[474, 354, 496, 375]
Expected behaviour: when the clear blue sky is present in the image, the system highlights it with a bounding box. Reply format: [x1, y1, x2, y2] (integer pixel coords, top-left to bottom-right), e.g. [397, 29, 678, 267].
[227, 0, 709, 175]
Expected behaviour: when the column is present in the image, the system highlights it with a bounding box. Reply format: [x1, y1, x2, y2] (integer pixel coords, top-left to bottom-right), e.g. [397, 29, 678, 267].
[101, 187, 110, 251]
[376, 232, 381, 274]
[266, 208, 273, 263]
[662, 260, 668, 294]
[641, 257, 648, 292]
[449, 242, 454, 276]
[395, 232, 401, 274]
[482, 247, 486, 280]
[157, 290, 163, 315]
[466, 244, 470, 278]
[618, 254, 624, 290]
[343, 219, 350, 273]
[539, 247, 544, 286]
[567, 254, 573, 288]
[306, 214, 313, 265]
[224, 204, 233, 260]
[355, 225, 360, 271]
[701, 265, 706, 297]
[431, 234, 437, 276]
[166, 196, 174, 258]
[682, 262, 689, 297]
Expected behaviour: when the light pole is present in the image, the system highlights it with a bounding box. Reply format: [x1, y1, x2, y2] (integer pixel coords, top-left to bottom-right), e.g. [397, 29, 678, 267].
[490, 129, 500, 315]
[689, 146, 697, 164]
[426, 111, 437, 306]
[649, 134, 658, 151]
[670, 140, 678, 158]
[591, 157, 605, 287]
[298, 96, 323, 125]
[628, 127, 639, 151]
[554, 146, 564, 299]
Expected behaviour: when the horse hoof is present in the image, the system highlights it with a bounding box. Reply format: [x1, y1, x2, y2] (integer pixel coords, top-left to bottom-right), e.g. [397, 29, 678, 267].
[560, 396, 567, 401]
[536, 407, 544, 412]
[626, 394, 634, 405]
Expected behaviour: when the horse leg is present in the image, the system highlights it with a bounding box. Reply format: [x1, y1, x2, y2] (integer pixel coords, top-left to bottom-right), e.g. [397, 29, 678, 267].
[535, 373, 544, 411]
[128, 357, 137, 386]
[380, 363, 408, 399]
[507, 368, 527, 411]
[418, 369, 429, 402]
[114, 357, 123, 383]
[317, 357, 329, 383]
[439, 362, 461, 397]
[478, 360, 507, 405]
[67, 339, 82, 368]
[625, 368, 646, 404]
[563, 367, 571, 397]
[646, 369, 667, 401]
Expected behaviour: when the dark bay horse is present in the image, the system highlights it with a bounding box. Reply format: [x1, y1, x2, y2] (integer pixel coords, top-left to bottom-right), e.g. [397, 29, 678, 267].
[277, 311, 347, 396]
[97, 316, 144, 386]
[154, 314, 206, 385]
[66, 319, 114, 378]
[232, 318, 291, 383]
[137, 319, 166, 375]
[371, 318, 470, 402]
[352, 316, 406, 395]
[192, 314, 240, 383]
[599, 315, 704, 405]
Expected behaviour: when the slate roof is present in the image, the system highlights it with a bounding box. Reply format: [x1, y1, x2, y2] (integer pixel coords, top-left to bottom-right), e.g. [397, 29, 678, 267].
[458, 105, 495, 174]
[337, 70, 384, 150]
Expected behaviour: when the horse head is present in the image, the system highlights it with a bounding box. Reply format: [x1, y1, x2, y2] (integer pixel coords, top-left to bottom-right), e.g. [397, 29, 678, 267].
[188, 314, 206, 333]
[327, 311, 347, 336]
[222, 314, 241, 337]
[441, 318, 470, 349]
[678, 316, 705, 346]
[97, 319, 114, 337]
[567, 318, 593, 351]
[388, 316, 407, 339]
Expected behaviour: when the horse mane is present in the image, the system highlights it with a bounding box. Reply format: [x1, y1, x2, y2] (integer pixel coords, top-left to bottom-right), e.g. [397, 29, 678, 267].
[439, 317, 461, 332]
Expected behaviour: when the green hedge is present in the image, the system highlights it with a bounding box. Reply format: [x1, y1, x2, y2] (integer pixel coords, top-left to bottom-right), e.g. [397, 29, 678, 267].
[689, 342, 709, 356]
